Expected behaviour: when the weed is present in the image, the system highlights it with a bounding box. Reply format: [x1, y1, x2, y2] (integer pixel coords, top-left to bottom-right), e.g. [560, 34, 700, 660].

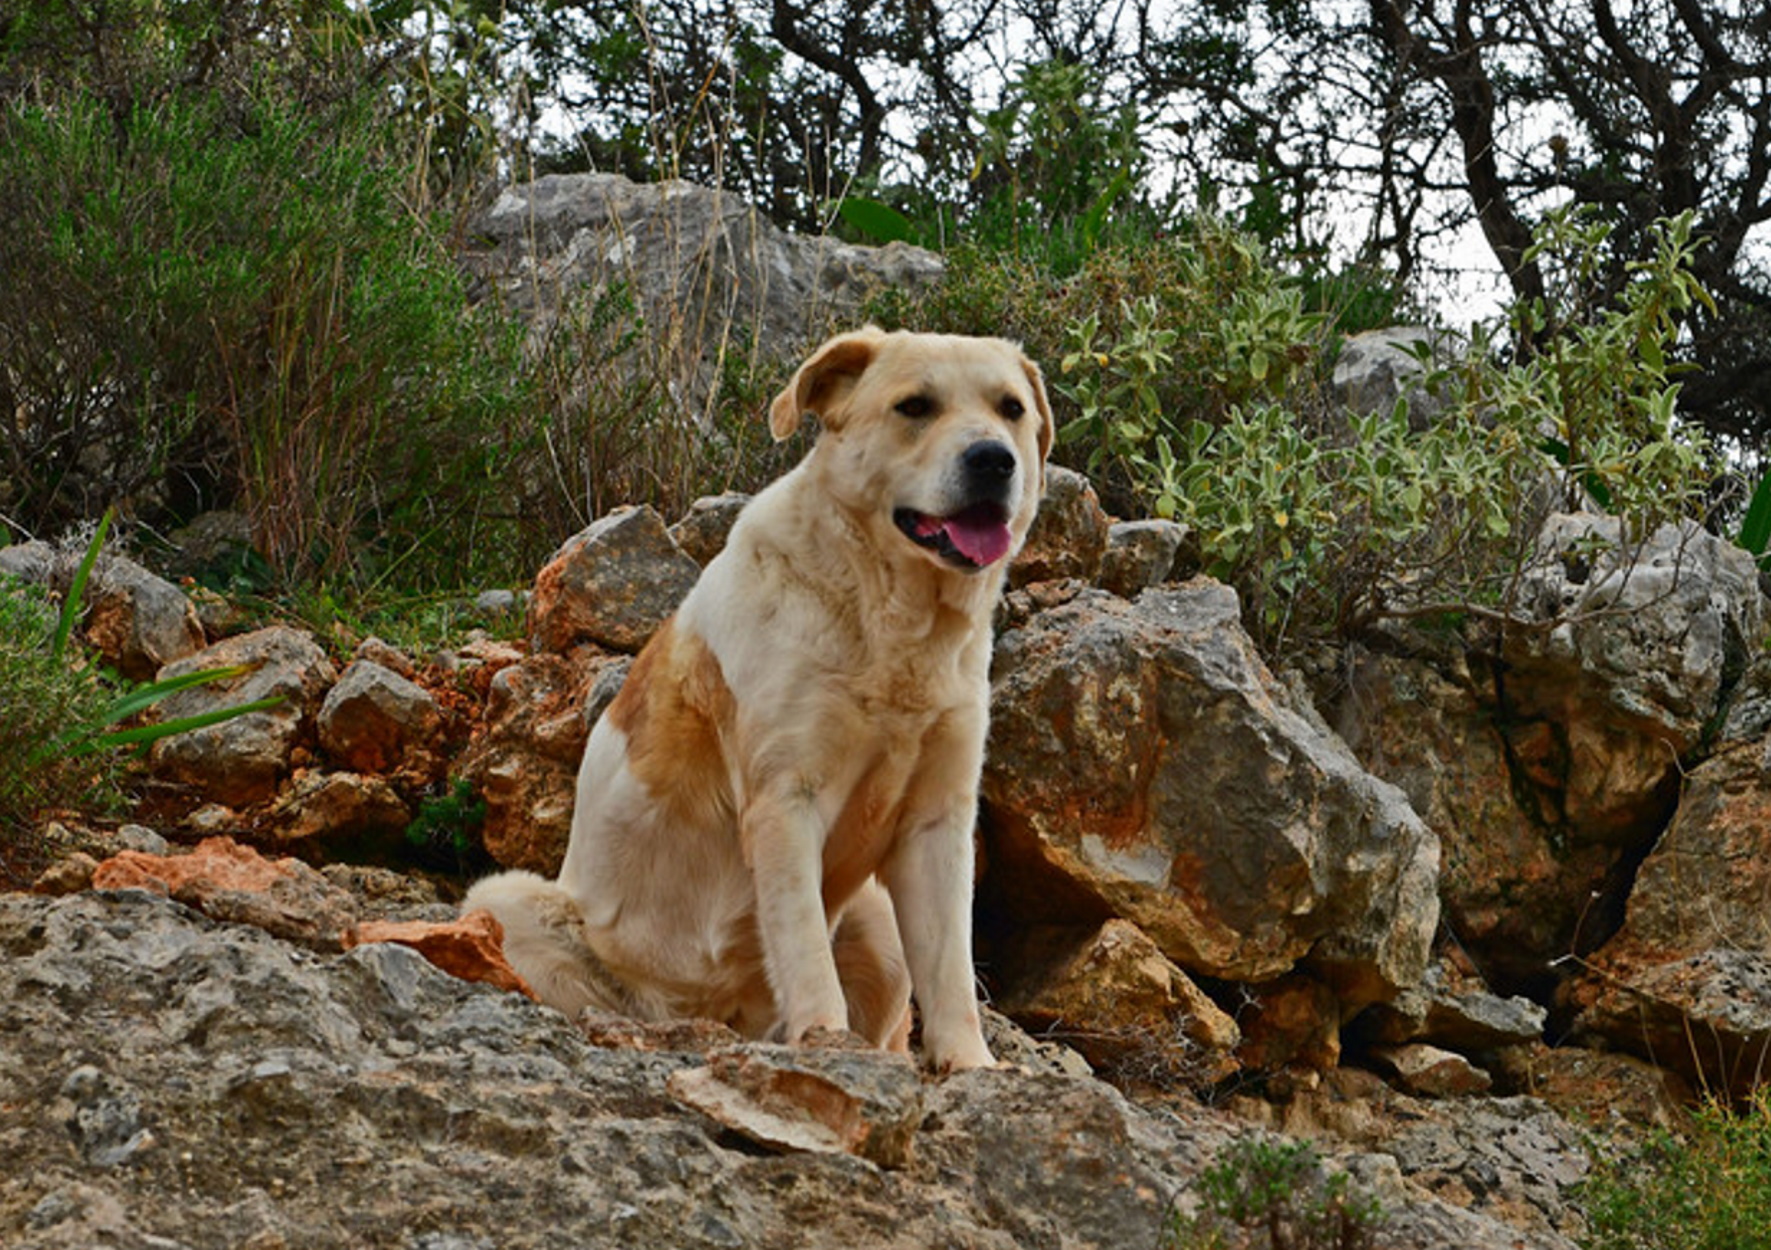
[404, 778, 490, 876]
[1165, 1137, 1382, 1250]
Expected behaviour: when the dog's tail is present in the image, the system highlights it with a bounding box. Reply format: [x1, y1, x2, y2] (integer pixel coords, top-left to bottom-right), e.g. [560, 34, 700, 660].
[462, 870, 637, 1022]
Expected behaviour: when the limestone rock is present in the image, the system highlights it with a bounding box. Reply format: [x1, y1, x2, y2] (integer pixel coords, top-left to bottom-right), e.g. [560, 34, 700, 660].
[1331, 326, 1450, 428]
[1356, 956, 1546, 1052]
[983, 581, 1439, 1007]
[82, 553, 206, 681]
[1503, 513, 1765, 845]
[994, 919, 1240, 1082]
[1234, 973, 1343, 1074]
[88, 836, 358, 950]
[1491, 1044, 1692, 1136]
[149, 625, 337, 807]
[0, 889, 1582, 1250]
[1097, 518, 1185, 598]
[456, 651, 627, 873]
[317, 658, 444, 774]
[470, 172, 943, 359]
[265, 769, 412, 851]
[1371, 1043, 1494, 1097]
[668, 1044, 923, 1169]
[346, 911, 535, 998]
[670, 492, 751, 566]
[528, 506, 699, 655]
[1009, 464, 1109, 587]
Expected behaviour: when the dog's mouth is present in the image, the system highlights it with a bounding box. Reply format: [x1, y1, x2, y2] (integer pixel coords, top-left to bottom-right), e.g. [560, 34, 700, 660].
[893, 502, 1014, 570]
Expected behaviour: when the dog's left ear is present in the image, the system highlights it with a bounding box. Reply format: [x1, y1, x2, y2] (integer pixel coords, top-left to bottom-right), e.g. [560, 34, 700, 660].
[769, 327, 886, 441]
[1020, 355, 1056, 490]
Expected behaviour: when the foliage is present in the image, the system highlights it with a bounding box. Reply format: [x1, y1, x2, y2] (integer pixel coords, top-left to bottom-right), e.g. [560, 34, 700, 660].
[404, 777, 490, 874]
[1582, 1094, 1771, 1250]
[0, 514, 280, 835]
[1164, 1137, 1382, 1250]
[1047, 210, 1716, 647]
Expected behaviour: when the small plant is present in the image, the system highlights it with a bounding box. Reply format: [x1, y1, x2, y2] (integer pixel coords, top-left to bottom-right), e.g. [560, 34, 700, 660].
[1165, 1137, 1382, 1250]
[1581, 1093, 1771, 1249]
[0, 512, 281, 834]
[404, 778, 489, 874]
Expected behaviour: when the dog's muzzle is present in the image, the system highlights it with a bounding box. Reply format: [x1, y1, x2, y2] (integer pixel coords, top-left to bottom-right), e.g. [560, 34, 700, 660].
[893, 441, 1019, 571]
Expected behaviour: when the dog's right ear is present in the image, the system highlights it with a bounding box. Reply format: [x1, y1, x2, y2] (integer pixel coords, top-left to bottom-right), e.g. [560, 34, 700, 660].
[768, 327, 885, 441]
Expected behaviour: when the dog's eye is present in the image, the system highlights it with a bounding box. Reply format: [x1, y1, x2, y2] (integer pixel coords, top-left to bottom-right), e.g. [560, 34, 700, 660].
[895, 395, 935, 419]
[999, 396, 1026, 421]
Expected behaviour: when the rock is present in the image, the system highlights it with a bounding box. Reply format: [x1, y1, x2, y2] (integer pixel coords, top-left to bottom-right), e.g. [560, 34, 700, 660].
[81, 552, 206, 682]
[0, 889, 1581, 1250]
[316, 658, 443, 774]
[1571, 946, 1771, 1099]
[1371, 1043, 1494, 1097]
[1503, 513, 1764, 845]
[1355, 956, 1546, 1052]
[1327, 640, 1616, 997]
[528, 506, 700, 655]
[1490, 1044, 1692, 1136]
[1233, 973, 1343, 1075]
[159, 509, 256, 582]
[1097, 519, 1185, 598]
[352, 635, 419, 679]
[670, 492, 752, 566]
[88, 835, 358, 950]
[983, 581, 1439, 1009]
[266, 769, 412, 851]
[31, 852, 100, 896]
[346, 911, 535, 998]
[667, 1044, 923, 1169]
[469, 172, 943, 360]
[1009, 465, 1109, 587]
[1568, 743, 1771, 1095]
[149, 626, 337, 807]
[1331, 326, 1451, 428]
[0, 538, 203, 681]
[456, 651, 626, 873]
[994, 919, 1240, 1083]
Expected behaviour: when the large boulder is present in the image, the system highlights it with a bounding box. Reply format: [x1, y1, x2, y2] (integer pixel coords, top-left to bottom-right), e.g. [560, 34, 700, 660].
[469, 172, 943, 358]
[981, 580, 1439, 1012]
[0, 888, 1586, 1250]
[1569, 743, 1771, 1095]
[148, 626, 337, 807]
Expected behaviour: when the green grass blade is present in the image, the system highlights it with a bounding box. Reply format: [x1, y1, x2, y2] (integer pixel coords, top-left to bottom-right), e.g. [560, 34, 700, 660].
[53, 508, 111, 661]
[60, 695, 287, 758]
[1740, 472, 1771, 558]
[95, 664, 255, 727]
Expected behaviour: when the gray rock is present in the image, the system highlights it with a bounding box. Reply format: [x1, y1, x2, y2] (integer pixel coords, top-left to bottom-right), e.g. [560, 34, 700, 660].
[0, 889, 1574, 1250]
[317, 659, 443, 774]
[528, 505, 700, 655]
[0, 538, 55, 583]
[670, 492, 752, 567]
[1331, 326, 1452, 428]
[471, 172, 943, 364]
[1009, 464, 1109, 587]
[149, 626, 338, 806]
[1097, 519, 1186, 598]
[983, 581, 1440, 1011]
[1358, 959, 1547, 1052]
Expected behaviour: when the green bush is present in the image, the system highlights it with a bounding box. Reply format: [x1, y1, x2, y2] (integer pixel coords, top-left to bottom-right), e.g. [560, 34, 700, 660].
[1582, 1095, 1771, 1249]
[1165, 1137, 1382, 1250]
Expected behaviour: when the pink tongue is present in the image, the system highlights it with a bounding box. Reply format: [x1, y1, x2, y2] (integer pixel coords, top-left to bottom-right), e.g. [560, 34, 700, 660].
[943, 508, 1013, 565]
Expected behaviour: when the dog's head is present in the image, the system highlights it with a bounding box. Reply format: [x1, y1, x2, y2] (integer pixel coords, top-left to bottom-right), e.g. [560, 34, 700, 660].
[769, 328, 1054, 574]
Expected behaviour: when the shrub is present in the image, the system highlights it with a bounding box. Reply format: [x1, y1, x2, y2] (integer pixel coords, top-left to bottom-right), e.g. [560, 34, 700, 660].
[1164, 1137, 1382, 1250]
[1582, 1094, 1771, 1249]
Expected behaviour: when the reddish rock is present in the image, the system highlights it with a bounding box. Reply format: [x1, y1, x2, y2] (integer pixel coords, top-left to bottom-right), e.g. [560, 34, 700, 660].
[316, 659, 444, 774]
[669, 493, 751, 566]
[1009, 465, 1109, 587]
[1234, 973, 1342, 1074]
[266, 770, 412, 850]
[457, 651, 627, 872]
[346, 911, 536, 999]
[90, 836, 358, 950]
[1370, 1043, 1493, 1098]
[1492, 1043, 1692, 1135]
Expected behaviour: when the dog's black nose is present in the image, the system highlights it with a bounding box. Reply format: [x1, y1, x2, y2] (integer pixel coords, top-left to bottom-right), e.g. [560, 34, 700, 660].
[962, 441, 1017, 485]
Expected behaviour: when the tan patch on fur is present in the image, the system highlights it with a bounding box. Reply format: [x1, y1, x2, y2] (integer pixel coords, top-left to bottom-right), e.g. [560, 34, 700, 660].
[606, 617, 736, 823]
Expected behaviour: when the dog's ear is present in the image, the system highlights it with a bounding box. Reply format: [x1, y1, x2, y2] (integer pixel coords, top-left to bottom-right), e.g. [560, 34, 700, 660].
[768, 327, 885, 441]
[1020, 354, 1056, 490]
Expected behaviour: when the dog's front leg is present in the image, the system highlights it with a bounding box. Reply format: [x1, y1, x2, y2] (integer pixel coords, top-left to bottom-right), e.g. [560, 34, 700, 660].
[744, 791, 849, 1040]
[883, 808, 995, 1071]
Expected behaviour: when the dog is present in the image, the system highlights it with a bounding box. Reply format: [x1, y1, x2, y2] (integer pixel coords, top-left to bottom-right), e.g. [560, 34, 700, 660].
[464, 327, 1052, 1071]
